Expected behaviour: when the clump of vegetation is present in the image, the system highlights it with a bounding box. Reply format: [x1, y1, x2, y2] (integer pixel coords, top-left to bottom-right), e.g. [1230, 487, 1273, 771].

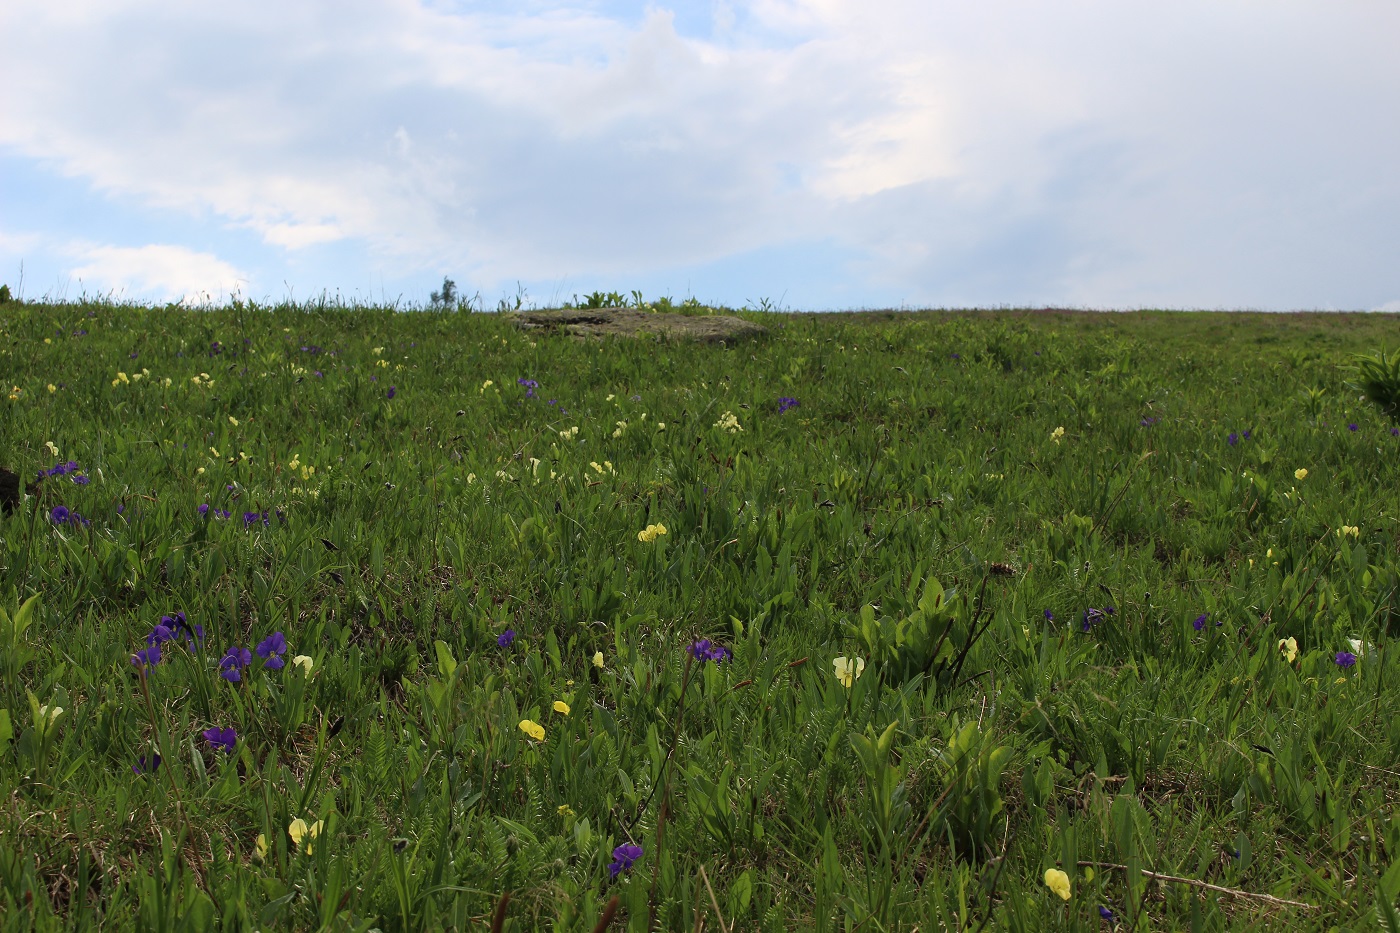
[1351, 348, 1400, 423]
[0, 303, 1396, 929]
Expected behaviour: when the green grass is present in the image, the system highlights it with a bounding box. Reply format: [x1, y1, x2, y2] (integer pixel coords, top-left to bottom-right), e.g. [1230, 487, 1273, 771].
[0, 299, 1398, 931]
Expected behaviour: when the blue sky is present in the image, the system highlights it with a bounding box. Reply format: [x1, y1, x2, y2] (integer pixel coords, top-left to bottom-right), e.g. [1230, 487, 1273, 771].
[2, 0, 1398, 310]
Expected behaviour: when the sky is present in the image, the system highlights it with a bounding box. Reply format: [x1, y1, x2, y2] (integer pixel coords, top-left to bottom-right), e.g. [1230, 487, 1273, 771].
[2, 0, 1398, 311]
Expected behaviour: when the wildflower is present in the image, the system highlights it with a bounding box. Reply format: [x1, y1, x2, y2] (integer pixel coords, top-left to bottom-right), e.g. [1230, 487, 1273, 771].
[45, 441, 59, 457]
[519, 719, 545, 742]
[387, 386, 396, 399]
[1339, 525, 1359, 538]
[219, 647, 252, 682]
[1043, 868, 1071, 900]
[778, 397, 799, 414]
[558, 804, 575, 818]
[833, 656, 865, 688]
[1081, 607, 1114, 632]
[288, 818, 323, 854]
[688, 640, 731, 663]
[1392, 428, 1399, 437]
[1294, 468, 1308, 480]
[133, 753, 161, 775]
[1043, 609, 1054, 622]
[1193, 614, 1207, 632]
[498, 629, 516, 648]
[37, 705, 64, 727]
[256, 632, 287, 669]
[202, 726, 237, 753]
[1099, 906, 1115, 921]
[609, 843, 643, 879]
[593, 651, 605, 669]
[1348, 637, 1368, 657]
[132, 645, 162, 669]
[164, 611, 202, 645]
[714, 411, 743, 433]
[1335, 651, 1357, 669]
[1050, 426, 1065, 444]
[1278, 637, 1298, 663]
[50, 505, 71, 524]
[372, 347, 384, 355]
[637, 523, 668, 543]
[1228, 432, 1238, 446]
[553, 700, 571, 715]
[612, 420, 627, 438]
[254, 834, 268, 860]
[71, 473, 89, 485]
[1349, 423, 1358, 432]
[198, 503, 210, 516]
[480, 379, 494, 393]
[292, 654, 314, 674]
[229, 416, 239, 427]
[47, 384, 56, 393]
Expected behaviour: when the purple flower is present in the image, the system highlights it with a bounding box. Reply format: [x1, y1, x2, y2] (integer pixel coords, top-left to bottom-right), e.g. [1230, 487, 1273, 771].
[1227, 432, 1238, 447]
[133, 753, 161, 775]
[256, 632, 287, 668]
[608, 843, 643, 878]
[202, 727, 237, 753]
[214, 508, 231, 520]
[242, 510, 269, 527]
[1348, 423, 1358, 432]
[1043, 609, 1054, 622]
[131, 645, 162, 669]
[687, 640, 731, 663]
[1242, 429, 1252, 440]
[147, 624, 175, 646]
[1099, 906, 1115, 921]
[778, 397, 799, 414]
[219, 646, 252, 682]
[497, 629, 516, 648]
[71, 473, 89, 485]
[1139, 416, 1159, 427]
[314, 370, 324, 378]
[386, 386, 396, 399]
[1193, 614, 1207, 631]
[1335, 651, 1357, 669]
[164, 611, 203, 644]
[198, 503, 210, 516]
[51, 505, 71, 524]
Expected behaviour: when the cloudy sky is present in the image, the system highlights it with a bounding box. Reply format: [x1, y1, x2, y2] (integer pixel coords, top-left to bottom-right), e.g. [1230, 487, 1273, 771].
[2, 1, 1398, 310]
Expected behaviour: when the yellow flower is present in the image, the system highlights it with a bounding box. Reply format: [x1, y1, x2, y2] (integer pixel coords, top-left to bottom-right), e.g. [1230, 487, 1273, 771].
[46, 384, 56, 394]
[45, 441, 59, 457]
[1294, 468, 1308, 480]
[480, 379, 494, 393]
[1278, 637, 1298, 664]
[1050, 426, 1065, 444]
[553, 700, 571, 716]
[37, 704, 64, 727]
[593, 651, 605, 669]
[254, 833, 268, 859]
[1339, 525, 1359, 538]
[44, 337, 51, 344]
[466, 473, 476, 484]
[637, 523, 668, 543]
[229, 416, 239, 427]
[519, 719, 545, 742]
[288, 818, 323, 854]
[292, 655, 314, 675]
[833, 656, 865, 688]
[1043, 868, 1071, 901]
[713, 411, 743, 433]
[372, 346, 385, 355]
[557, 804, 575, 818]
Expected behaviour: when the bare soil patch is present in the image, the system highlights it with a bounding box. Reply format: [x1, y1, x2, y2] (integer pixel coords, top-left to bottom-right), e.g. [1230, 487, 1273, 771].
[512, 309, 767, 345]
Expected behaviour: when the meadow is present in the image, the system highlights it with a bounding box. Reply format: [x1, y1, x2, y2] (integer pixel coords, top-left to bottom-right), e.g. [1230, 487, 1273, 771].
[0, 298, 1398, 931]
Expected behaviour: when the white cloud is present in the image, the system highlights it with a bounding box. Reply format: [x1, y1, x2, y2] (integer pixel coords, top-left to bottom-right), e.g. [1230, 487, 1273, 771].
[0, 0, 1397, 307]
[67, 244, 247, 304]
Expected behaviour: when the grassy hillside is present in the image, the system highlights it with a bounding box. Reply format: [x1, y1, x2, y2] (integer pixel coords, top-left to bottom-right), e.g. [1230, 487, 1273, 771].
[0, 301, 1397, 930]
